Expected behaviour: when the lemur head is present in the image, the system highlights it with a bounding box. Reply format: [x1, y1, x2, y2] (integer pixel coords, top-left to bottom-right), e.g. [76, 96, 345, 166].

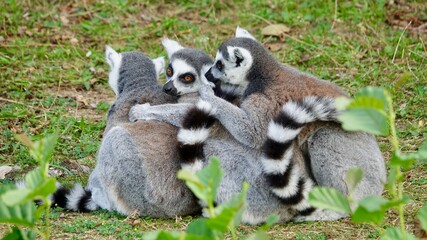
[105, 46, 165, 97]
[205, 27, 277, 95]
[161, 38, 213, 96]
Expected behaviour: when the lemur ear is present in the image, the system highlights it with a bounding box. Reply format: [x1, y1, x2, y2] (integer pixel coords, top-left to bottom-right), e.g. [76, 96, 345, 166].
[152, 56, 165, 79]
[161, 38, 184, 59]
[235, 26, 256, 40]
[105, 45, 122, 96]
[105, 45, 121, 68]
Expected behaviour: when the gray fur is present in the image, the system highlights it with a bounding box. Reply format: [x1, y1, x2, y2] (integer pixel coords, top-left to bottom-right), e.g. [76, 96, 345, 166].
[60, 50, 200, 217]
[171, 48, 213, 74]
[198, 28, 386, 222]
[129, 43, 341, 224]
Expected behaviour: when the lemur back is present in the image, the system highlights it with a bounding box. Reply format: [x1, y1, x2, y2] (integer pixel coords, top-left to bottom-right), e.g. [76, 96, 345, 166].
[50, 47, 200, 217]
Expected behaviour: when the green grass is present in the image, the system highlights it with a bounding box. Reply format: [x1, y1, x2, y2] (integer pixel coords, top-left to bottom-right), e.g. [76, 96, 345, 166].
[1, 0, 426, 239]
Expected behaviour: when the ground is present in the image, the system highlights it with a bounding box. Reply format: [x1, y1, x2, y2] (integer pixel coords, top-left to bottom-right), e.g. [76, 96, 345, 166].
[0, 0, 426, 239]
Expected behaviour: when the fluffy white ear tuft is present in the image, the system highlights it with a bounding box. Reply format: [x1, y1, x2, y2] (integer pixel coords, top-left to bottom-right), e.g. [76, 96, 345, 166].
[105, 45, 121, 68]
[161, 38, 184, 59]
[105, 45, 122, 96]
[235, 26, 256, 40]
[152, 56, 165, 79]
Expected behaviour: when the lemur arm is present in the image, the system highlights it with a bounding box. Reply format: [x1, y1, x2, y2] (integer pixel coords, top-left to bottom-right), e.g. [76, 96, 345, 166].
[199, 85, 270, 149]
[129, 103, 194, 127]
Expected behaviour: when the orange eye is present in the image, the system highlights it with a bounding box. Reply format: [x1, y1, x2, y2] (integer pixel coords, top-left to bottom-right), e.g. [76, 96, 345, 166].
[166, 68, 172, 76]
[184, 75, 193, 81]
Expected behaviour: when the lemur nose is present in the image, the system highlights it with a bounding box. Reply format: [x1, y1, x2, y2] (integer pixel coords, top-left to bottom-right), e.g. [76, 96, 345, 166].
[163, 86, 172, 92]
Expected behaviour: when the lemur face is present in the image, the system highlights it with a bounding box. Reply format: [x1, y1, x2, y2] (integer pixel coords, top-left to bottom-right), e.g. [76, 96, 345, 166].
[205, 46, 253, 91]
[161, 38, 213, 96]
[205, 27, 257, 92]
[163, 58, 204, 96]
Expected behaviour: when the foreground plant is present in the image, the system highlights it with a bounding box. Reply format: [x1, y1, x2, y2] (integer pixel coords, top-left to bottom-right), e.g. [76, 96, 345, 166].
[309, 86, 427, 239]
[0, 134, 58, 240]
[144, 158, 277, 240]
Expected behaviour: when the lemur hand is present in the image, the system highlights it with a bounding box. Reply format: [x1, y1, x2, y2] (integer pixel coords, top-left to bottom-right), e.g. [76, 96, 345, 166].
[129, 103, 151, 122]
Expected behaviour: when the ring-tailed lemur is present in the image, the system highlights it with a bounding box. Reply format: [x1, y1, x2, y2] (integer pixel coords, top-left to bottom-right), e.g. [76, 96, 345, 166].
[50, 47, 201, 217]
[197, 27, 386, 221]
[129, 39, 346, 223]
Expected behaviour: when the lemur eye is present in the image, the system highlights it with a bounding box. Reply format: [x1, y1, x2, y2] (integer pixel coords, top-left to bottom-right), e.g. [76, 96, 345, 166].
[166, 65, 173, 77]
[216, 61, 223, 71]
[183, 75, 193, 82]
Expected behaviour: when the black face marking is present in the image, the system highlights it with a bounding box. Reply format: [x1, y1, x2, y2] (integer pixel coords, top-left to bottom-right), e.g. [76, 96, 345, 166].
[179, 73, 195, 84]
[166, 64, 173, 77]
[234, 48, 243, 67]
[215, 60, 223, 71]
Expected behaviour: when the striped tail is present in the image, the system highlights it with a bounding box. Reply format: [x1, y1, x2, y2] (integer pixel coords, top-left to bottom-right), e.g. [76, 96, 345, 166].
[177, 100, 216, 173]
[51, 184, 99, 212]
[261, 96, 339, 215]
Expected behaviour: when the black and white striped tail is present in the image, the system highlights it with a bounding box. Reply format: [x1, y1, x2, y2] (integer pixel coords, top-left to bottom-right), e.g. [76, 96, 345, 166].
[51, 184, 98, 212]
[177, 100, 216, 173]
[261, 96, 339, 215]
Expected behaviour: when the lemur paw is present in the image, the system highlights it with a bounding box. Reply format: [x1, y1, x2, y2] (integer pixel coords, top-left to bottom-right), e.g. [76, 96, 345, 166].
[129, 103, 151, 122]
[199, 84, 215, 100]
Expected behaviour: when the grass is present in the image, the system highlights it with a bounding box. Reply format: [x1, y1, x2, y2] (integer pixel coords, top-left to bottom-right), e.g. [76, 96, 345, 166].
[1, 0, 426, 239]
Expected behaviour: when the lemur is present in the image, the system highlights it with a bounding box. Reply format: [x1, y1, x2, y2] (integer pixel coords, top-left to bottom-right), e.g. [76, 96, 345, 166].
[50, 47, 201, 217]
[197, 27, 386, 221]
[130, 39, 347, 224]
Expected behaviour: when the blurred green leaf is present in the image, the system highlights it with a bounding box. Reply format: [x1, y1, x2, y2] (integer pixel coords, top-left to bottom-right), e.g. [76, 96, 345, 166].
[380, 227, 416, 240]
[308, 187, 351, 214]
[338, 108, 389, 136]
[177, 169, 206, 203]
[2, 226, 36, 240]
[247, 231, 269, 240]
[3, 175, 56, 206]
[417, 204, 427, 232]
[142, 230, 181, 240]
[389, 152, 415, 170]
[352, 196, 389, 224]
[186, 219, 215, 238]
[345, 168, 363, 195]
[0, 185, 36, 227]
[355, 87, 391, 113]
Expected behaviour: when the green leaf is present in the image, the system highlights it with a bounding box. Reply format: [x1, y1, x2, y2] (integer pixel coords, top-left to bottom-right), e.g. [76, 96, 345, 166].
[142, 230, 181, 240]
[2, 227, 36, 240]
[417, 204, 427, 232]
[186, 219, 215, 238]
[345, 168, 363, 195]
[247, 231, 269, 240]
[348, 96, 386, 111]
[380, 227, 416, 240]
[258, 214, 278, 231]
[338, 108, 389, 136]
[178, 157, 223, 206]
[389, 152, 415, 170]
[352, 196, 389, 224]
[308, 187, 351, 214]
[178, 170, 208, 204]
[29, 134, 58, 166]
[0, 185, 36, 227]
[355, 87, 391, 113]
[335, 96, 352, 110]
[196, 157, 223, 202]
[3, 176, 57, 206]
[213, 182, 249, 227]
